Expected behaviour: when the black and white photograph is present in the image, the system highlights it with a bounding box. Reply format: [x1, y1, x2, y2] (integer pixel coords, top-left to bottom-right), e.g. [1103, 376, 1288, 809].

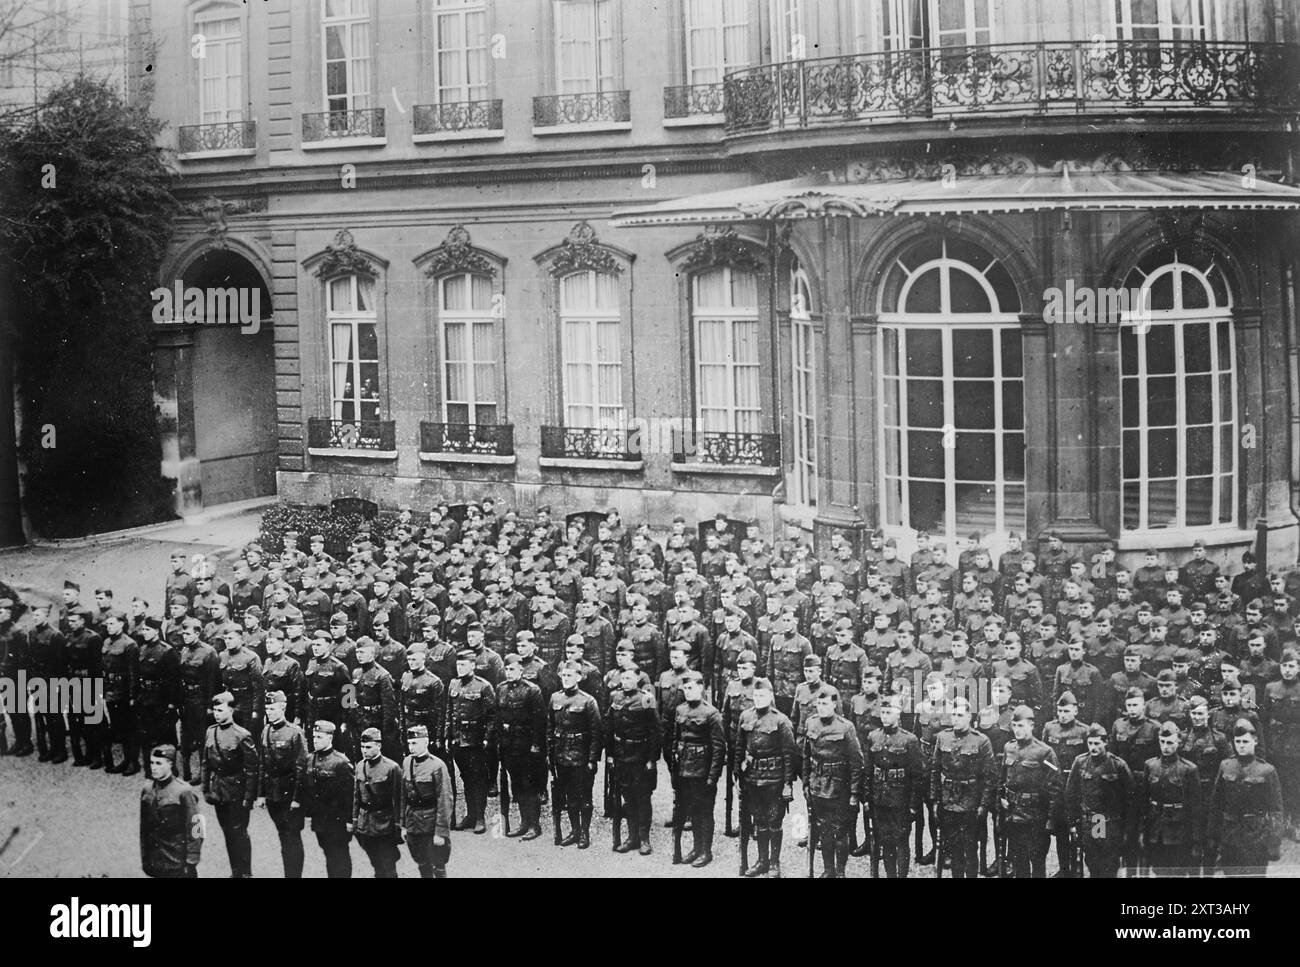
[0, 0, 1296, 934]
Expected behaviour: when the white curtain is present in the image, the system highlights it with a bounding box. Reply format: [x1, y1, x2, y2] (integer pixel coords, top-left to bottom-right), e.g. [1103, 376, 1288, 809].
[331, 323, 355, 420]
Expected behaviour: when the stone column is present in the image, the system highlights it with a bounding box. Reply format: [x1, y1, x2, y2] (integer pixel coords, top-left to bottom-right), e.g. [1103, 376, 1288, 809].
[153, 327, 203, 516]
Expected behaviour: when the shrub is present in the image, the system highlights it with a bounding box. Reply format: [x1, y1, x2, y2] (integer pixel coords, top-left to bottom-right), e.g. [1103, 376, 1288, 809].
[258, 503, 396, 560]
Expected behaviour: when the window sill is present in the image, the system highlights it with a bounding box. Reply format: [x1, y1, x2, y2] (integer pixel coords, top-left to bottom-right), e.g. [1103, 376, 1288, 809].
[177, 148, 257, 161]
[671, 461, 781, 477]
[539, 456, 644, 472]
[418, 451, 516, 466]
[532, 121, 632, 136]
[1114, 526, 1256, 552]
[307, 448, 397, 460]
[413, 129, 505, 143]
[663, 115, 724, 128]
[301, 136, 388, 150]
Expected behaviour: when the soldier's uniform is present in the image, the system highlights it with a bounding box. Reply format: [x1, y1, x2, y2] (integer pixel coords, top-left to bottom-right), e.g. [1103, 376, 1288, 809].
[668, 685, 726, 866]
[497, 672, 547, 839]
[177, 635, 219, 780]
[625, 619, 666, 682]
[402, 740, 453, 877]
[101, 629, 140, 773]
[1064, 743, 1134, 878]
[65, 623, 105, 766]
[300, 726, 355, 878]
[262, 650, 304, 724]
[572, 615, 616, 677]
[447, 670, 498, 831]
[930, 724, 996, 878]
[351, 659, 399, 761]
[352, 742, 404, 878]
[549, 685, 603, 847]
[720, 673, 756, 836]
[1000, 729, 1060, 878]
[1054, 659, 1106, 726]
[532, 609, 572, 668]
[201, 714, 258, 878]
[714, 629, 758, 695]
[804, 708, 865, 878]
[606, 683, 662, 853]
[1042, 708, 1090, 877]
[1208, 752, 1284, 877]
[825, 639, 870, 705]
[218, 645, 265, 737]
[140, 750, 203, 878]
[135, 634, 180, 760]
[735, 700, 796, 878]
[1262, 676, 1300, 831]
[25, 622, 68, 761]
[260, 710, 308, 877]
[400, 666, 446, 756]
[301, 648, 352, 754]
[865, 722, 923, 877]
[1139, 745, 1202, 876]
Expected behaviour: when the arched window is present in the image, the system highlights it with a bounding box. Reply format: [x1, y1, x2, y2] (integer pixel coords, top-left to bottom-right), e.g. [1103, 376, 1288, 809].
[878, 236, 1024, 537]
[693, 266, 760, 435]
[790, 263, 817, 507]
[327, 274, 380, 422]
[1120, 248, 1235, 531]
[560, 269, 623, 428]
[439, 272, 497, 425]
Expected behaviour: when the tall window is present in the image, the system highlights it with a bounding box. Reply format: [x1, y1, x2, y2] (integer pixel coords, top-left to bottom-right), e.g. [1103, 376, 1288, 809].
[881, 0, 926, 50]
[556, 0, 614, 94]
[791, 265, 818, 507]
[933, 0, 993, 48]
[197, 14, 243, 124]
[770, 0, 804, 61]
[684, 0, 748, 85]
[434, 0, 488, 104]
[878, 237, 1024, 536]
[440, 273, 497, 425]
[560, 270, 622, 427]
[328, 275, 380, 423]
[1121, 249, 1235, 531]
[693, 267, 760, 434]
[323, 0, 371, 113]
[1114, 0, 1217, 41]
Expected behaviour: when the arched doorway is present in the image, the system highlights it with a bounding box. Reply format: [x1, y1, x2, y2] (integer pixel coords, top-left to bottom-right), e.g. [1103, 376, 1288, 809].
[174, 248, 276, 506]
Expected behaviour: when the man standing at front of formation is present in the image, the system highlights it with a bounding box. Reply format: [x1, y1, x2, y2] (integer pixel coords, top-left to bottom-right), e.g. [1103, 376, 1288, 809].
[496, 653, 547, 841]
[202, 692, 258, 878]
[261, 691, 308, 877]
[1139, 722, 1202, 876]
[736, 677, 796, 878]
[141, 744, 202, 878]
[606, 664, 661, 855]
[350, 727, 403, 878]
[804, 686, 864, 878]
[1208, 721, 1284, 877]
[447, 649, 497, 834]
[549, 661, 604, 849]
[1065, 724, 1134, 878]
[865, 696, 923, 878]
[668, 670, 726, 868]
[1262, 650, 1300, 840]
[930, 697, 996, 878]
[402, 725, 453, 877]
[300, 720, 354, 878]
[999, 705, 1059, 878]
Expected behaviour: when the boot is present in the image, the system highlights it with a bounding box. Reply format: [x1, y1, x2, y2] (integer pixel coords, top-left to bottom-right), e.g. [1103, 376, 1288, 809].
[691, 812, 713, 867]
[672, 826, 684, 864]
[681, 822, 701, 866]
[745, 833, 770, 877]
[638, 822, 653, 856]
[559, 808, 580, 847]
[103, 744, 121, 773]
[820, 841, 837, 878]
[836, 837, 849, 879]
[578, 809, 592, 850]
[768, 830, 783, 877]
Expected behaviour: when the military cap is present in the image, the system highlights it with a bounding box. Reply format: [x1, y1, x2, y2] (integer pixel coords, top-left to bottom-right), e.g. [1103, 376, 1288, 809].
[1039, 614, 1058, 627]
[1158, 721, 1181, 737]
[896, 620, 914, 633]
[950, 696, 973, 713]
[1172, 648, 1193, 664]
[419, 615, 441, 629]
[536, 504, 552, 515]
[313, 720, 337, 735]
[211, 691, 235, 708]
[181, 618, 204, 632]
[0, 598, 12, 610]
[1284, 649, 1300, 664]
[1188, 695, 1209, 709]
[207, 595, 229, 608]
[329, 612, 349, 627]
[354, 636, 376, 651]
[312, 629, 332, 641]
[682, 670, 705, 684]
[833, 618, 855, 634]
[504, 653, 522, 667]
[370, 609, 390, 625]
[737, 649, 758, 666]
[1087, 723, 1109, 740]
[308, 534, 325, 544]
[1221, 680, 1241, 693]
[1189, 601, 1208, 612]
[141, 616, 163, 632]
[63, 580, 80, 591]
[265, 690, 288, 706]
[615, 639, 635, 652]
[1232, 719, 1257, 737]
[170, 550, 187, 560]
[282, 607, 305, 624]
[669, 640, 693, 653]
[1191, 538, 1206, 549]
[1149, 616, 1168, 628]
[456, 649, 476, 662]
[516, 629, 535, 642]
[804, 653, 822, 667]
[884, 538, 898, 548]
[1156, 669, 1176, 683]
[1012, 704, 1035, 722]
[566, 633, 586, 647]
[863, 665, 882, 679]
[94, 587, 113, 596]
[150, 744, 178, 763]
[360, 727, 382, 745]
[1125, 686, 1146, 700]
[753, 677, 774, 692]
[169, 594, 190, 607]
[1124, 645, 1144, 658]
[1057, 691, 1078, 707]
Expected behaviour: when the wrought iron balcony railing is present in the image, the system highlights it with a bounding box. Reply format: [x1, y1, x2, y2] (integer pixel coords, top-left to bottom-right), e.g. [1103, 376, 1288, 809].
[674, 428, 782, 467]
[302, 108, 386, 142]
[178, 120, 256, 153]
[413, 99, 504, 135]
[308, 418, 396, 452]
[420, 421, 514, 456]
[724, 40, 1300, 134]
[541, 425, 639, 461]
[664, 82, 726, 119]
[533, 90, 631, 127]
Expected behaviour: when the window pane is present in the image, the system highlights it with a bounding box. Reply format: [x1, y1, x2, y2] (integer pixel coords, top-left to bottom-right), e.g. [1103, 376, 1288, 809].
[1004, 485, 1026, 531]
[905, 328, 942, 377]
[906, 380, 944, 428]
[1185, 426, 1214, 475]
[881, 377, 900, 428]
[953, 382, 994, 429]
[1184, 323, 1211, 372]
[1000, 329, 1023, 377]
[1185, 375, 1212, 424]
[1149, 272, 1174, 311]
[446, 402, 469, 424]
[882, 329, 899, 377]
[443, 274, 467, 311]
[358, 324, 378, 360]
[908, 480, 945, 532]
[1120, 327, 1138, 376]
[908, 431, 945, 478]
[472, 321, 494, 360]
[1004, 433, 1024, 481]
[594, 271, 619, 309]
[1218, 475, 1233, 522]
[952, 328, 992, 378]
[1148, 428, 1177, 477]
[1181, 272, 1210, 310]
[884, 425, 901, 475]
[1147, 376, 1177, 426]
[1146, 326, 1175, 374]
[1123, 429, 1140, 478]
[330, 277, 351, 313]
[955, 433, 995, 480]
[1123, 482, 1141, 530]
[1121, 378, 1140, 427]
[1148, 479, 1178, 529]
[903, 268, 941, 314]
[1185, 476, 1213, 526]
[883, 475, 903, 526]
[561, 272, 590, 310]
[695, 269, 727, 309]
[955, 483, 998, 532]
[948, 270, 991, 314]
[1218, 374, 1233, 421]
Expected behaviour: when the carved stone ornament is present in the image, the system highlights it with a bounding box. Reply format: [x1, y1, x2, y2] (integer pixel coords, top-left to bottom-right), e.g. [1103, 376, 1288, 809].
[681, 226, 763, 272]
[422, 225, 497, 278]
[315, 229, 376, 278]
[1155, 209, 1208, 247]
[181, 195, 267, 248]
[739, 190, 902, 219]
[548, 221, 622, 276]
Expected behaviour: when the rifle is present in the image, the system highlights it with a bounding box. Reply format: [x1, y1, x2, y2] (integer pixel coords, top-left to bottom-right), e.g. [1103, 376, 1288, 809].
[499, 752, 511, 835]
[995, 797, 1008, 877]
[724, 733, 736, 836]
[608, 756, 622, 849]
[867, 802, 879, 878]
[805, 735, 816, 878]
[549, 758, 566, 845]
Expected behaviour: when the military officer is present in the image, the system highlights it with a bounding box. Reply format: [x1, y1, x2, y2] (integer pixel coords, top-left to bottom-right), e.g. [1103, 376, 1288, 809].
[447, 649, 498, 834]
[605, 664, 662, 855]
[1064, 724, 1135, 878]
[824, 619, 869, 707]
[217, 628, 264, 738]
[930, 697, 996, 879]
[260, 690, 308, 878]
[401, 725, 453, 877]
[261, 628, 304, 725]
[549, 661, 604, 848]
[864, 695, 924, 878]
[1138, 721, 1202, 876]
[735, 677, 796, 878]
[140, 744, 202, 878]
[101, 611, 139, 775]
[1208, 720, 1284, 877]
[400, 642, 446, 759]
[301, 631, 352, 757]
[803, 686, 864, 878]
[721, 650, 759, 838]
[176, 618, 218, 781]
[350, 637, 399, 761]
[1181, 696, 1229, 874]
[668, 670, 726, 868]
[201, 692, 257, 878]
[496, 653, 547, 841]
[1042, 691, 1090, 877]
[134, 618, 179, 763]
[64, 610, 105, 768]
[1261, 649, 1300, 838]
[768, 610, 812, 717]
[999, 705, 1060, 878]
[25, 604, 68, 762]
[301, 719, 355, 878]
[350, 727, 403, 878]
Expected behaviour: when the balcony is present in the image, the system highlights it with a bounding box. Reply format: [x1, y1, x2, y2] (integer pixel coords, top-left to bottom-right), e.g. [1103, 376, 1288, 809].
[663, 82, 726, 126]
[540, 425, 642, 471]
[419, 421, 516, 466]
[672, 428, 782, 477]
[413, 99, 504, 142]
[307, 418, 397, 459]
[301, 108, 386, 149]
[532, 90, 631, 135]
[177, 120, 257, 159]
[723, 40, 1300, 140]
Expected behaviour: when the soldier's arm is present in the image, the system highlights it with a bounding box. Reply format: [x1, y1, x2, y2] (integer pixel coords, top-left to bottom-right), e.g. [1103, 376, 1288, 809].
[846, 725, 865, 803]
[240, 732, 260, 805]
[181, 786, 203, 868]
[380, 674, 397, 730]
[707, 710, 726, 785]
[979, 737, 997, 811]
[587, 697, 604, 766]
[1063, 759, 1080, 825]
[484, 681, 500, 748]
[200, 730, 212, 800]
[351, 764, 364, 827]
